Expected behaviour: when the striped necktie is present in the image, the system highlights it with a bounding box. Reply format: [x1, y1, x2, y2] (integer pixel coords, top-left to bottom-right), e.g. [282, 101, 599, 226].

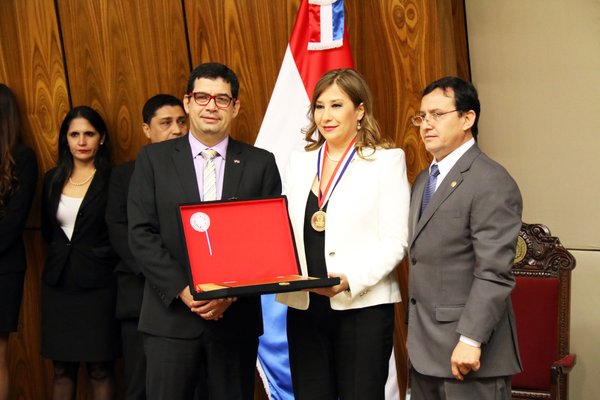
[420, 164, 440, 218]
[201, 149, 218, 201]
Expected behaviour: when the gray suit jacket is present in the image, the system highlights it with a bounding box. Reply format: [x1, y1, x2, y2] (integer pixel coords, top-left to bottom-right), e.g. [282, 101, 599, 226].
[407, 144, 523, 378]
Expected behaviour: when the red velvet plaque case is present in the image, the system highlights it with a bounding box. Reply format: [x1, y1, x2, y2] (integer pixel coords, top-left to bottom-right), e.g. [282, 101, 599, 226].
[178, 196, 339, 300]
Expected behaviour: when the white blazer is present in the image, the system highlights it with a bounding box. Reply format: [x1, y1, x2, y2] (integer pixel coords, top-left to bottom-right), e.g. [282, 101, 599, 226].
[276, 146, 410, 310]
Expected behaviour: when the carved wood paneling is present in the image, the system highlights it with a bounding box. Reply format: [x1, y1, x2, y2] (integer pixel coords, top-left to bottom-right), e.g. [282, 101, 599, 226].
[57, 0, 191, 164]
[392, 259, 410, 397]
[347, 0, 429, 185]
[451, 0, 471, 82]
[346, 0, 469, 185]
[0, 0, 70, 203]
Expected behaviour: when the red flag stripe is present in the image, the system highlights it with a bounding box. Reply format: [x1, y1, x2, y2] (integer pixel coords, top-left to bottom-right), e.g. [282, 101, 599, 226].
[308, 3, 322, 45]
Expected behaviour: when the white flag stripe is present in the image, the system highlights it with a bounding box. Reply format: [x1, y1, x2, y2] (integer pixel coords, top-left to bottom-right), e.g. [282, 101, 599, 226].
[320, 4, 334, 44]
[255, 47, 311, 172]
[386, 351, 400, 399]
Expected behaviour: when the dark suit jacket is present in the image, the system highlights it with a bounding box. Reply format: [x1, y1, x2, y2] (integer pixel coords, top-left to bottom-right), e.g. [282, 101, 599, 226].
[42, 167, 118, 288]
[0, 144, 38, 274]
[407, 144, 523, 379]
[106, 160, 144, 319]
[128, 136, 281, 340]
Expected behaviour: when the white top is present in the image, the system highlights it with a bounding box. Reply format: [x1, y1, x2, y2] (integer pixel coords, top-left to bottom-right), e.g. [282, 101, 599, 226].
[276, 147, 410, 310]
[57, 194, 83, 240]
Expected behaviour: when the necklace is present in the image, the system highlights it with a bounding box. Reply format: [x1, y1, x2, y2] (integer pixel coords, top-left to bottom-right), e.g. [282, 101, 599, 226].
[69, 169, 96, 186]
[326, 152, 340, 162]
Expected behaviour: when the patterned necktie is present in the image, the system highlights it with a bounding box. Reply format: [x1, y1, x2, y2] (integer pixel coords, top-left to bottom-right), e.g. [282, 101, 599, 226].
[420, 164, 440, 218]
[201, 149, 218, 201]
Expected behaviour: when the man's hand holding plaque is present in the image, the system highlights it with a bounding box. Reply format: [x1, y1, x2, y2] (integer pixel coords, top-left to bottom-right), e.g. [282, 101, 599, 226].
[179, 285, 237, 320]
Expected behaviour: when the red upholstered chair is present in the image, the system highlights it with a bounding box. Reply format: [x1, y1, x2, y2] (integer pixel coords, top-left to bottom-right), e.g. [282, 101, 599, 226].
[511, 223, 576, 400]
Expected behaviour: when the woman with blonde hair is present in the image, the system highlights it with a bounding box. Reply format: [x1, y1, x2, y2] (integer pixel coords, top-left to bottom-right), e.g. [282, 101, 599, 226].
[277, 68, 410, 399]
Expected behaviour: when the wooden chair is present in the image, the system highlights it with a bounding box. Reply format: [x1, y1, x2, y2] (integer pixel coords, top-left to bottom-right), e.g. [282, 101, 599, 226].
[511, 223, 576, 400]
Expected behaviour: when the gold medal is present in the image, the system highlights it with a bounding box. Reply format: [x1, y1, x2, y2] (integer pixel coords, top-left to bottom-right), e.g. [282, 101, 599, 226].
[313, 140, 356, 233]
[311, 210, 326, 232]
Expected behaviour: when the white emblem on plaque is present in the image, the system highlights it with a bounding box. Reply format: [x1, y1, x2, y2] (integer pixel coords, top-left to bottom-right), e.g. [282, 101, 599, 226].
[190, 212, 213, 256]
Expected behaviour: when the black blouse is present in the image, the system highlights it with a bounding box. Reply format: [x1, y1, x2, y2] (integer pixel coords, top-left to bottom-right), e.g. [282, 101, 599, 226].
[303, 191, 330, 313]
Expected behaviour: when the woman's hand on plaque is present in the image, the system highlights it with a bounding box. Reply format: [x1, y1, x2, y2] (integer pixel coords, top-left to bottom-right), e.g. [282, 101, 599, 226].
[308, 273, 350, 298]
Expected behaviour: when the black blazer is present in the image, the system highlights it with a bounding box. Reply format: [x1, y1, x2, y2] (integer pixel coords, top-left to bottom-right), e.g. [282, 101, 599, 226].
[41, 167, 118, 288]
[0, 144, 38, 274]
[105, 160, 144, 319]
[128, 136, 281, 340]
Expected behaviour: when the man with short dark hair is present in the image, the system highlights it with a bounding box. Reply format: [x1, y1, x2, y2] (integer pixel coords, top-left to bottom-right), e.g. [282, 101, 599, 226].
[106, 94, 186, 399]
[407, 76, 522, 400]
[128, 62, 281, 399]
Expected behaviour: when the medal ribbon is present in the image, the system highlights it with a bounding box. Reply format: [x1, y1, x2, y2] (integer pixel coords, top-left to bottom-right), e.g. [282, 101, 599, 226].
[316, 138, 356, 209]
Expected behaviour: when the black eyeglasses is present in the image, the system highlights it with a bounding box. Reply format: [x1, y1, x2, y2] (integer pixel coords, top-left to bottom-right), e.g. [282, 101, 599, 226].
[411, 110, 459, 126]
[187, 92, 236, 109]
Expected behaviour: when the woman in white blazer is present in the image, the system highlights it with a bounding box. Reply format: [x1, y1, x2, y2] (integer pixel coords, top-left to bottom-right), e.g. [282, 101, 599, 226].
[276, 69, 410, 400]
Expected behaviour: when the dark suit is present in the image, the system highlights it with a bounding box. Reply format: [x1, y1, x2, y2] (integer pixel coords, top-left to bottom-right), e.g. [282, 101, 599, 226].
[0, 145, 38, 274]
[106, 160, 146, 399]
[128, 136, 281, 399]
[0, 144, 37, 332]
[41, 167, 120, 361]
[107, 161, 142, 318]
[407, 145, 522, 398]
[42, 168, 118, 288]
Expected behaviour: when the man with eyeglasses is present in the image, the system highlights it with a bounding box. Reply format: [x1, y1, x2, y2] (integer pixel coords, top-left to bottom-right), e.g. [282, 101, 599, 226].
[128, 63, 281, 399]
[406, 76, 522, 400]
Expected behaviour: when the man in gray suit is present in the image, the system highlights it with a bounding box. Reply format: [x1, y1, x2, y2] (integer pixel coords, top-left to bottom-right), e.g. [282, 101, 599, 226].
[407, 76, 522, 399]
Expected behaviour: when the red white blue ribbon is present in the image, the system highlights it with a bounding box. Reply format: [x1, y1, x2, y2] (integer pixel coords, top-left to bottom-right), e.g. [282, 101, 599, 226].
[316, 138, 356, 209]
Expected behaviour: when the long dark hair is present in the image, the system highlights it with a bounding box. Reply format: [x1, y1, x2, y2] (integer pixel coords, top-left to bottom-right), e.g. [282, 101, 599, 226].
[0, 84, 22, 215]
[51, 106, 112, 190]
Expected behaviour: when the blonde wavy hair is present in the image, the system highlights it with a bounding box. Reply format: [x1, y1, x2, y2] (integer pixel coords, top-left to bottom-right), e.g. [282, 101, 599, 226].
[303, 68, 392, 158]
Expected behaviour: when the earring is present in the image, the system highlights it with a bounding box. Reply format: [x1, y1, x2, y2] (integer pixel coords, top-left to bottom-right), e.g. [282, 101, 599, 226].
[357, 121, 362, 130]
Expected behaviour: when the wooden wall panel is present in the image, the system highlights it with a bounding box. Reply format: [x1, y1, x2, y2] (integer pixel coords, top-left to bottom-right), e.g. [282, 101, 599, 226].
[346, 0, 469, 184]
[451, 0, 471, 82]
[57, 0, 191, 163]
[0, 0, 70, 181]
[184, 0, 300, 145]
